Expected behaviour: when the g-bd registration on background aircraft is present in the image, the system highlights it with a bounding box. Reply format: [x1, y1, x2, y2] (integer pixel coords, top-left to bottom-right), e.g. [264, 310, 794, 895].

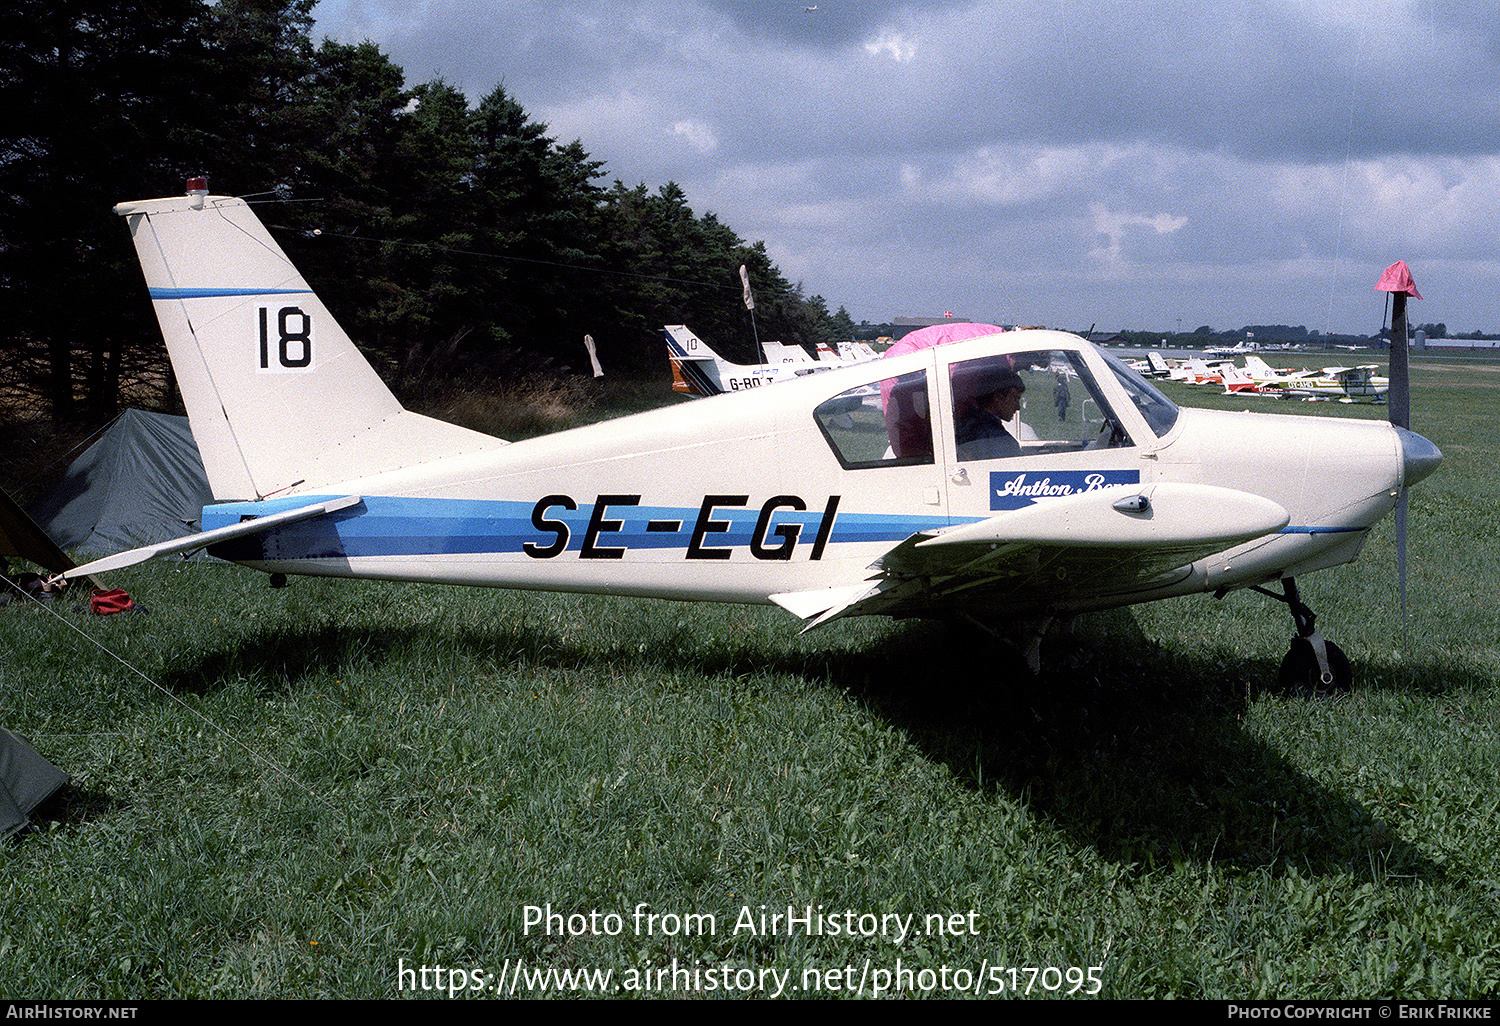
[665, 325, 878, 396]
[61, 180, 1443, 690]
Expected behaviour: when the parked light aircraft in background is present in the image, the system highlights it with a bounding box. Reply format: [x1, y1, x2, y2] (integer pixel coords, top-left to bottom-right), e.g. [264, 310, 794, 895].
[666, 325, 835, 395]
[1206, 338, 1260, 357]
[763, 339, 880, 368]
[669, 329, 879, 396]
[1143, 352, 1177, 378]
[838, 341, 881, 364]
[62, 183, 1443, 690]
[760, 339, 819, 367]
[1241, 355, 1299, 381]
[1219, 363, 1290, 397]
[1181, 358, 1237, 385]
[1288, 366, 1388, 402]
[1240, 356, 1388, 402]
[800, 340, 881, 366]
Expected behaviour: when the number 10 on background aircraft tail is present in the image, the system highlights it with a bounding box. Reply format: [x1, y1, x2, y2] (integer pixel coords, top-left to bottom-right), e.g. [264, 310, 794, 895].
[665, 324, 731, 396]
[665, 324, 827, 395]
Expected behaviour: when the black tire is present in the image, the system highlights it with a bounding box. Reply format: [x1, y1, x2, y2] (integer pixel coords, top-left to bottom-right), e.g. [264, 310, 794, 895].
[1276, 635, 1352, 697]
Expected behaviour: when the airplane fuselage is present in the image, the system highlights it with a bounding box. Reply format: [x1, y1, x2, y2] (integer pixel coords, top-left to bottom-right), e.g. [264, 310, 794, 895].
[98, 190, 1440, 636]
[202, 331, 1421, 620]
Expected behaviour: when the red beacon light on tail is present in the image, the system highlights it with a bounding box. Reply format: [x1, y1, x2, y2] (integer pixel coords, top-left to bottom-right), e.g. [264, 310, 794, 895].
[186, 176, 208, 210]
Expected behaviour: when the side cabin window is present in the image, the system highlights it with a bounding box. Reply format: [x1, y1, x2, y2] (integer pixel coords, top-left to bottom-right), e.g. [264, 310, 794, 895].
[814, 369, 933, 469]
[949, 349, 1132, 462]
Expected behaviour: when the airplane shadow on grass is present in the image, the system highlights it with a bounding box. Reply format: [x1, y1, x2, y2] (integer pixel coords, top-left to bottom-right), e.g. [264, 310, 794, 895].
[141, 600, 1441, 884]
[821, 612, 1443, 884]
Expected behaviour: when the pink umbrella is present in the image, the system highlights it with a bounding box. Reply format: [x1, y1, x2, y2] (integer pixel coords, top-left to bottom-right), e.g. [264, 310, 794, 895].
[882, 321, 1008, 360]
[879, 323, 1007, 458]
[1374, 260, 1421, 299]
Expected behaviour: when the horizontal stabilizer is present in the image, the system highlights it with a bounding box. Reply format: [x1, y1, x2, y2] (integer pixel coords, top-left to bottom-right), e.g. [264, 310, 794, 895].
[56, 495, 362, 580]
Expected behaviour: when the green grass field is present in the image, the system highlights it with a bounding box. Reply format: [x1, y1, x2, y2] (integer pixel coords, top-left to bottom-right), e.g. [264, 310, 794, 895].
[2, 357, 1497, 999]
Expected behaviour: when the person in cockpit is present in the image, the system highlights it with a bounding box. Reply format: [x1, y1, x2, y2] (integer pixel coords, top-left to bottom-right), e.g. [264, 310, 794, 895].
[955, 366, 1025, 461]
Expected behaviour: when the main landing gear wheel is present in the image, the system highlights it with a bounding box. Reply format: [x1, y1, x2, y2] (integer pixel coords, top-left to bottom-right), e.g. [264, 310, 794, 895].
[1251, 577, 1353, 697]
[1277, 633, 1352, 697]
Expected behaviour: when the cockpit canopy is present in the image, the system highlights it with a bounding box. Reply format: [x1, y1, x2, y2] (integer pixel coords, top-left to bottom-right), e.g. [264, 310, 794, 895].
[813, 336, 1179, 470]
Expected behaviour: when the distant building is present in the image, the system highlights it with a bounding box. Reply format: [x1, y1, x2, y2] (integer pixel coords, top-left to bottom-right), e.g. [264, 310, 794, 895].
[1426, 337, 1500, 351]
[1078, 329, 1124, 346]
[893, 315, 974, 327]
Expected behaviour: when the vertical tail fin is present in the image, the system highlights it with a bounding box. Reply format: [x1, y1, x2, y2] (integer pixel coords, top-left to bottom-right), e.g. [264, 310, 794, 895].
[1220, 363, 1255, 392]
[1243, 355, 1279, 379]
[762, 340, 817, 366]
[115, 187, 502, 500]
[665, 324, 728, 396]
[1185, 358, 1217, 384]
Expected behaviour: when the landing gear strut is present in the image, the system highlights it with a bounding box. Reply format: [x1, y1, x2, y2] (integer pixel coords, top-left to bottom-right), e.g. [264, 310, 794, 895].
[1251, 577, 1352, 696]
[957, 613, 1055, 675]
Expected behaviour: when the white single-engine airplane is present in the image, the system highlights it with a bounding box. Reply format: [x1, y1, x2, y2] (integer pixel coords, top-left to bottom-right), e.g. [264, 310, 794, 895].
[1206, 338, 1260, 357]
[1240, 356, 1388, 403]
[667, 325, 837, 395]
[63, 183, 1443, 690]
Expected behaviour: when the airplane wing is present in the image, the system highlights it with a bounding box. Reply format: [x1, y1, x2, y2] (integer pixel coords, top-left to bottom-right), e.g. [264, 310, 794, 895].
[53, 495, 363, 581]
[770, 483, 1289, 629]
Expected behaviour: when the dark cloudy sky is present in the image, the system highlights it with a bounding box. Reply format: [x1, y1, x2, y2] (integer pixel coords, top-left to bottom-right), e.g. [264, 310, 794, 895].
[310, 1, 1500, 336]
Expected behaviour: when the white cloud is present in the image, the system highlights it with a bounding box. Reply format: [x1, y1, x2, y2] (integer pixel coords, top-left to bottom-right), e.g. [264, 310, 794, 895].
[904, 145, 1118, 207]
[863, 30, 917, 63]
[1088, 204, 1190, 271]
[308, 0, 1500, 332]
[670, 120, 719, 154]
[1267, 156, 1500, 260]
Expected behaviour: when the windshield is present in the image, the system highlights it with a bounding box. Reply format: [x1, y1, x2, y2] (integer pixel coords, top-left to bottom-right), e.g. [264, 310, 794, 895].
[1099, 349, 1180, 438]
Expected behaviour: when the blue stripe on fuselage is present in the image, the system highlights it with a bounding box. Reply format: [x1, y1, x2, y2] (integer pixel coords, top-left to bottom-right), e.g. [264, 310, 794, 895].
[201, 495, 948, 560]
[202, 494, 1362, 562]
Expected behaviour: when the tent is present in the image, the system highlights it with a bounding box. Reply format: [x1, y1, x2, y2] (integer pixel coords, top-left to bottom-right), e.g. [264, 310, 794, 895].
[1, 486, 76, 577]
[0, 728, 68, 837]
[30, 409, 212, 559]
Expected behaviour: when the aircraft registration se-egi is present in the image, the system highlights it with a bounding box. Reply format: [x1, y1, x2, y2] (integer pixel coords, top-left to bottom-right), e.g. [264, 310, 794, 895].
[62, 181, 1443, 689]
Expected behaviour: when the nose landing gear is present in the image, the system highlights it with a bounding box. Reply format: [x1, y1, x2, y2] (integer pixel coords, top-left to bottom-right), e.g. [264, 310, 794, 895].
[1251, 578, 1353, 696]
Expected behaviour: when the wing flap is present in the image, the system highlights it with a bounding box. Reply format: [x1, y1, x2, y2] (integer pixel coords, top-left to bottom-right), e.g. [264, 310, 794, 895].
[769, 581, 889, 631]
